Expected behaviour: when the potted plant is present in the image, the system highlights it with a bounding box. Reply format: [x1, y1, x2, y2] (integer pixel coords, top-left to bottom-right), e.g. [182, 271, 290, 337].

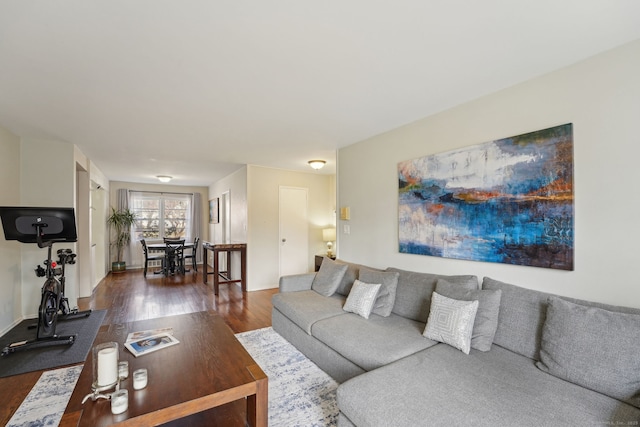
[107, 207, 136, 273]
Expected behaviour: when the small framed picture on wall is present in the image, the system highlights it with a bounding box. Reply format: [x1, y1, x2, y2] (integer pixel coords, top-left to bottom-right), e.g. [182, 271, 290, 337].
[209, 198, 219, 224]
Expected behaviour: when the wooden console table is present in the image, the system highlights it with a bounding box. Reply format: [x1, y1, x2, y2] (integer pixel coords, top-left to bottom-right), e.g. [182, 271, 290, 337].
[202, 243, 247, 295]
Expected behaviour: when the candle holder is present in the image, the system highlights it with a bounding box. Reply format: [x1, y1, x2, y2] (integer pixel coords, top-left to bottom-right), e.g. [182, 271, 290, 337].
[82, 342, 120, 404]
[133, 368, 148, 390]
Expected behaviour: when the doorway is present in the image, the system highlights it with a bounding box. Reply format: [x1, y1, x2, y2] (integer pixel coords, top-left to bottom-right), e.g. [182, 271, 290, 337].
[279, 186, 309, 277]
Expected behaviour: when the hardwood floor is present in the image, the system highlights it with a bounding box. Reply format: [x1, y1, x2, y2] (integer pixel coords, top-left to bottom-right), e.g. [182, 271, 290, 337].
[79, 267, 277, 332]
[0, 267, 279, 426]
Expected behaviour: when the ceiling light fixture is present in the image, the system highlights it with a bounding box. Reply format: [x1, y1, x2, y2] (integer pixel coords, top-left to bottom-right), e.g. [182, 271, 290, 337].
[156, 175, 173, 183]
[308, 160, 326, 170]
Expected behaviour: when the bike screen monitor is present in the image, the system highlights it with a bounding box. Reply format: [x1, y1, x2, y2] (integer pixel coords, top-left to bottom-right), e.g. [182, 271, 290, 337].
[0, 206, 78, 244]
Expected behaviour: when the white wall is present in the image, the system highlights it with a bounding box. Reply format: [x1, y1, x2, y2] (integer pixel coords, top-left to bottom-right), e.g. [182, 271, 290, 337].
[247, 165, 334, 290]
[208, 165, 335, 291]
[338, 39, 640, 308]
[19, 138, 76, 317]
[208, 166, 248, 246]
[0, 125, 22, 334]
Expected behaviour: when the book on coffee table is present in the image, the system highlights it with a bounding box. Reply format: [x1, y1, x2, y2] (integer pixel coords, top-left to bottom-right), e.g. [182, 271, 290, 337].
[124, 333, 180, 357]
[126, 327, 174, 342]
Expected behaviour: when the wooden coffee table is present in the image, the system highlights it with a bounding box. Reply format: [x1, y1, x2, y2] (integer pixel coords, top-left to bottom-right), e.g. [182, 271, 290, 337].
[60, 311, 267, 427]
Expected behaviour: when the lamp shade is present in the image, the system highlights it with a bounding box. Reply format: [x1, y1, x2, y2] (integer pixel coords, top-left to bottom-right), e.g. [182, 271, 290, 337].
[322, 228, 336, 242]
[308, 160, 326, 170]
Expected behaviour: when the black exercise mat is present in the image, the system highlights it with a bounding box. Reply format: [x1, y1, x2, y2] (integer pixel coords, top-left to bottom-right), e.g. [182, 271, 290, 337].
[0, 309, 106, 378]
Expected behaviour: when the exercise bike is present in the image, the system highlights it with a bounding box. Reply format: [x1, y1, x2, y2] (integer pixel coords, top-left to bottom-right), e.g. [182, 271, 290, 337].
[27, 248, 91, 332]
[33, 248, 91, 322]
[0, 206, 89, 356]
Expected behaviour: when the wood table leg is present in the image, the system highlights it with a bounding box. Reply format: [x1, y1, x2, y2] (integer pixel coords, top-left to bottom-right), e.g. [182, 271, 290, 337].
[240, 246, 247, 292]
[246, 365, 268, 427]
[213, 248, 219, 295]
[203, 246, 209, 284]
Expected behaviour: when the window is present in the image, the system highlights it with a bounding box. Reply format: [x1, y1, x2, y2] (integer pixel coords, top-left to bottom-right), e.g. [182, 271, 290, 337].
[129, 192, 192, 241]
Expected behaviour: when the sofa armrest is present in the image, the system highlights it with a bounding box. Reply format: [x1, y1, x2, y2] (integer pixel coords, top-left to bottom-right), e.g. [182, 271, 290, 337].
[279, 273, 316, 292]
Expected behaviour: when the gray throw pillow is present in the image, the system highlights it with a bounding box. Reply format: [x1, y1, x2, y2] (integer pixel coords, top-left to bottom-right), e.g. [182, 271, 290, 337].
[312, 258, 348, 297]
[423, 292, 479, 355]
[343, 280, 382, 319]
[359, 268, 399, 317]
[536, 297, 640, 409]
[436, 279, 502, 351]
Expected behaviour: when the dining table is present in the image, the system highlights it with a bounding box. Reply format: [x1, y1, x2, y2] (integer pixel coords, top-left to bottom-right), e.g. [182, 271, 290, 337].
[147, 241, 195, 276]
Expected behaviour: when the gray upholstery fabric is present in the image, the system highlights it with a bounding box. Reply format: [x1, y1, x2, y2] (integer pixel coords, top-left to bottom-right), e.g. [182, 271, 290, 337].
[423, 292, 478, 354]
[272, 308, 366, 383]
[312, 258, 349, 296]
[278, 272, 315, 292]
[312, 312, 437, 372]
[358, 268, 399, 317]
[436, 279, 502, 351]
[334, 259, 381, 296]
[388, 267, 478, 322]
[483, 276, 640, 360]
[537, 297, 640, 408]
[337, 413, 356, 427]
[482, 277, 551, 360]
[337, 344, 640, 427]
[271, 290, 346, 334]
[342, 280, 381, 319]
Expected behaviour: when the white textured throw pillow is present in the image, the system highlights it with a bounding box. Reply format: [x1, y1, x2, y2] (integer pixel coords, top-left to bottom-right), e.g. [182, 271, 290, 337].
[423, 292, 479, 354]
[343, 280, 382, 319]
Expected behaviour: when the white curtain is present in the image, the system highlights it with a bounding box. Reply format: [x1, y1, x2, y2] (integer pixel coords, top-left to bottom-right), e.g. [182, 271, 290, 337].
[190, 192, 202, 254]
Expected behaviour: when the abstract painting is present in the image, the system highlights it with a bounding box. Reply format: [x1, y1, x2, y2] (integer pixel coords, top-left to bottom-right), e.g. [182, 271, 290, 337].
[398, 123, 574, 270]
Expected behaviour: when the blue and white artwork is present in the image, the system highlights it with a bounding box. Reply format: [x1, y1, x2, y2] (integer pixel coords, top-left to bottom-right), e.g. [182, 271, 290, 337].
[398, 124, 574, 270]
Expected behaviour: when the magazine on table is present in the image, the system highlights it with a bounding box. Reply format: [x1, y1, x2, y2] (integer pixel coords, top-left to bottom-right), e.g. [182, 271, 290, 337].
[126, 327, 174, 342]
[124, 333, 180, 357]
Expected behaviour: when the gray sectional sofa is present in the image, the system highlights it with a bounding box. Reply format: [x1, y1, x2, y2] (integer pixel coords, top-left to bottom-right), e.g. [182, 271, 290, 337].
[272, 258, 640, 426]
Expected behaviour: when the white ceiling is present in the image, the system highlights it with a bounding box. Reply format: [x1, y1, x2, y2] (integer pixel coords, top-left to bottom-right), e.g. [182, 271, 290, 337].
[1, 1, 639, 186]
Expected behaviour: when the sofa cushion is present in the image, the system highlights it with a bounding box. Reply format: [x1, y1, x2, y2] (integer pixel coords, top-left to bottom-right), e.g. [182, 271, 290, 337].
[272, 290, 346, 334]
[537, 297, 640, 409]
[342, 280, 381, 319]
[334, 259, 382, 296]
[436, 279, 502, 351]
[312, 313, 437, 372]
[358, 268, 399, 317]
[423, 292, 478, 354]
[387, 267, 478, 322]
[312, 258, 348, 297]
[337, 344, 640, 427]
[483, 277, 640, 360]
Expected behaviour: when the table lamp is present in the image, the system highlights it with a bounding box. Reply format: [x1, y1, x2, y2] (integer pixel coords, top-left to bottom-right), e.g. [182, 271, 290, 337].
[322, 228, 336, 257]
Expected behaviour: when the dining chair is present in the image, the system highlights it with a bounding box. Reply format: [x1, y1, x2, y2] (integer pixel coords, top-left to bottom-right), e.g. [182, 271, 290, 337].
[183, 237, 200, 272]
[141, 239, 164, 277]
[164, 238, 186, 275]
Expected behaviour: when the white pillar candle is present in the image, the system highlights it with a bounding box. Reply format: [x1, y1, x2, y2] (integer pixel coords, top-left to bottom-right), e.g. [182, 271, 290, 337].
[97, 347, 118, 386]
[133, 368, 148, 390]
[111, 389, 128, 415]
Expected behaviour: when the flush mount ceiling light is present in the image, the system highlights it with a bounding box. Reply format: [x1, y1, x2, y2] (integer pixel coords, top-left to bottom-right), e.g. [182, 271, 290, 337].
[156, 175, 172, 183]
[308, 160, 326, 170]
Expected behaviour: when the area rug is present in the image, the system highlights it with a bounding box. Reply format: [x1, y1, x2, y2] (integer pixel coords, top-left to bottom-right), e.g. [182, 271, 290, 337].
[0, 309, 106, 378]
[8, 326, 339, 426]
[6, 365, 83, 427]
[236, 327, 339, 427]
